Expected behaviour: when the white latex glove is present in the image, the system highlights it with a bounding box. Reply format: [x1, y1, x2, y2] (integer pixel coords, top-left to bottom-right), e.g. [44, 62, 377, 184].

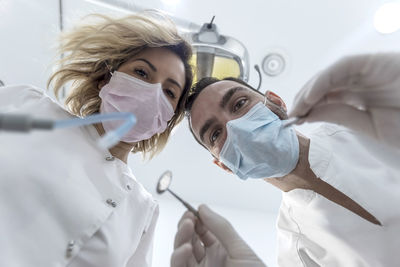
[171, 205, 266, 267]
[289, 53, 400, 148]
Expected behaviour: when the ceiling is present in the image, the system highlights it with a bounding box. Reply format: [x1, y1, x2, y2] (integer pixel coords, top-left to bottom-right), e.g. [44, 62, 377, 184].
[1, 0, 399, 213]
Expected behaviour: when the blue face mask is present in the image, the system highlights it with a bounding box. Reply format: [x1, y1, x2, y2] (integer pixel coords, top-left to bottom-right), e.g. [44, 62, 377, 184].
[219, 102, 299, 180]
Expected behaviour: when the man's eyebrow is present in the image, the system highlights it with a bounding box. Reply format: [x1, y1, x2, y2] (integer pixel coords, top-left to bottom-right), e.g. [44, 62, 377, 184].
[220, 86, 246, 109]
[136, 58, 157, 72]
[200, 117, 217, 143]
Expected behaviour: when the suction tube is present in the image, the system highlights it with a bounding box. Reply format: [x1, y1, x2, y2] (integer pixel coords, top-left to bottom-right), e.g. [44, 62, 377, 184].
[55, 112, 136, 149]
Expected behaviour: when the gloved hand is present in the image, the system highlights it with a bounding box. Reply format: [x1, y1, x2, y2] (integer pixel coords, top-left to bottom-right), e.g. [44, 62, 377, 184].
[289, 53, 400, 148]
[171, 205, 266, 267]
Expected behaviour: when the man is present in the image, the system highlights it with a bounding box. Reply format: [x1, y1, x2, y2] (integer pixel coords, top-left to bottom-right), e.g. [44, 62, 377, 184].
[171, 53, 400, 266]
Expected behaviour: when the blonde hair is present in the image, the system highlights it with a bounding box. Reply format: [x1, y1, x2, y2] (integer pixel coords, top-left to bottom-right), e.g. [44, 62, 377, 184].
[48, 11, 193, 159]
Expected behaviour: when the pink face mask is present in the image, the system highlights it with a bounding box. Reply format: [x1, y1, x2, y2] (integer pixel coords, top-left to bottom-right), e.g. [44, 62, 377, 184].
[99, 71, 174, 143]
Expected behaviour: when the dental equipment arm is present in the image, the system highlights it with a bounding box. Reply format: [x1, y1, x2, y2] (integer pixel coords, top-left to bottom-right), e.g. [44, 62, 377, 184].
[171, 205, 266, 267]
[0, 112, 136, 149]
[288, 53, 400, 148]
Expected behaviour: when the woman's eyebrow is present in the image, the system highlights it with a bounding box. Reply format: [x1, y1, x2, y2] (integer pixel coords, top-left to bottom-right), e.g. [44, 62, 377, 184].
[136, 59, 183, 90]
[135, 58, 157, 71]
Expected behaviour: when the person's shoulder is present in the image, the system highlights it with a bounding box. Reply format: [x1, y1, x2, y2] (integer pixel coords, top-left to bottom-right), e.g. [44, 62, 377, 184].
[307, 123, 363, 149]
[309, 123, 349, 137]
[1, 84, 43, 93]
[0, 84, 45, 102]
[309, 123, 369, 148]
[1, 84, 74, 120]
[0, 84, 53, 114]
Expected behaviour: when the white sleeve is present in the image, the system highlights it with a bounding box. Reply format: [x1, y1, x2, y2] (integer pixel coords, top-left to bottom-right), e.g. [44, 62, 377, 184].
[126, 204, 159, 267]
[0, 84, 44, 112]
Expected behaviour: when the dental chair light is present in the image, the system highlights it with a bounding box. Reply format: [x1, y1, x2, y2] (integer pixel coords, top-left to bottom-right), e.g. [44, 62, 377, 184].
[187, 17, 250, 82]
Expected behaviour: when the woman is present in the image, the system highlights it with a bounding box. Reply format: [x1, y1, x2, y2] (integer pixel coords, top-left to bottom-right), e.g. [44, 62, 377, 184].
[0, 11, 193, 266]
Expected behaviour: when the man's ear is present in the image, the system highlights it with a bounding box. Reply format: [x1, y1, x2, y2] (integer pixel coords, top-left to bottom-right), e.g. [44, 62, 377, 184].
[212, 158, 233, 174]
[265, 90, 287, 112]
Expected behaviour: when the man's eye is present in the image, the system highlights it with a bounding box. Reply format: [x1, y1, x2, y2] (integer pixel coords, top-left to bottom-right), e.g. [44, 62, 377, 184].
[233, 98, 247, 112]
[210, 129, 221, 145]
[134, 68, 148, 79]
[164, 89, 176, 99]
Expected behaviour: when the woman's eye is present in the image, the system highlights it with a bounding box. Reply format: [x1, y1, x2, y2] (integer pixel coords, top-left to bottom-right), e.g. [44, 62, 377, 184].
[233, 98, 247, 112]
[164, 89, 176, 99]
[134, 68, 148, 79]
[210, 129, 221, 145]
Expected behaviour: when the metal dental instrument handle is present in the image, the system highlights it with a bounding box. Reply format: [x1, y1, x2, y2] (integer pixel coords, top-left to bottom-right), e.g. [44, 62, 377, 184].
[156, 170, 199, 217]
[167, 188, 199, 217]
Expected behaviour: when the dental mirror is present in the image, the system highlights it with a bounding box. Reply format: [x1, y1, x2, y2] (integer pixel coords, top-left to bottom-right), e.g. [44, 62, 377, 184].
[156, 170, 199, 217]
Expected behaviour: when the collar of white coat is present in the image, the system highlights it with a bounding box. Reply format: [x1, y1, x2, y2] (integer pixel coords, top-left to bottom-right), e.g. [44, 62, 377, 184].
[82, 124, 138, 179]
[283, 124, 334, 206]
[307, 124, 336, 179]
[84, 124, 116, 157]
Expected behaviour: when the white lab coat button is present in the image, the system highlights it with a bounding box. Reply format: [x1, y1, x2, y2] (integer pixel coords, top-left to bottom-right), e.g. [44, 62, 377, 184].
[66, 240, 75, 258]
[105, 156, 115, 161]
[106, 198, 117, 208]
[349, 73, 362, 85]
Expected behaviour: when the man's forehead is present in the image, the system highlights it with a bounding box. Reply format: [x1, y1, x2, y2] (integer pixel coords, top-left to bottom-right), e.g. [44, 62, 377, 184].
[191, 80, 244, 111]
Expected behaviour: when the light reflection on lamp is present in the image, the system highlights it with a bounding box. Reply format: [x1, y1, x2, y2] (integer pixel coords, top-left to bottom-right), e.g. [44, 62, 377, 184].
[374, 2, 400, 34]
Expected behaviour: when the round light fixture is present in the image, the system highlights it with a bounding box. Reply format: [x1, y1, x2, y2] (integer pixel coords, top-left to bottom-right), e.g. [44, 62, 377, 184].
[261, 53, 286, 77]
[374, 2, 400, 34]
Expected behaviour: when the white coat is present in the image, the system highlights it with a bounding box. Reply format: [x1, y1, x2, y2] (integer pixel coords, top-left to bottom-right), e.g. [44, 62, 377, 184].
[0, 85, 158, 267]
[277, 124, 400, 266]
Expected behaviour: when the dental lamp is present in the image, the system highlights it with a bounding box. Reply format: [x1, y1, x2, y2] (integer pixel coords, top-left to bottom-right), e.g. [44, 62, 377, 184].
[186, 16, 250, 82]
